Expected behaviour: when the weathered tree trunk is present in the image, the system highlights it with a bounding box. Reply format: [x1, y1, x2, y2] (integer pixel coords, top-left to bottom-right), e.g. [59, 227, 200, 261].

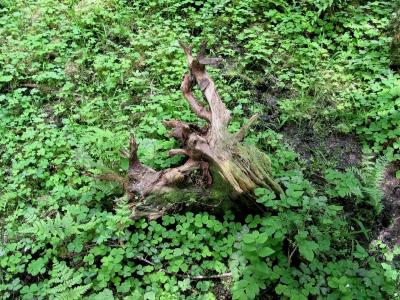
[125, 42, 283, 219]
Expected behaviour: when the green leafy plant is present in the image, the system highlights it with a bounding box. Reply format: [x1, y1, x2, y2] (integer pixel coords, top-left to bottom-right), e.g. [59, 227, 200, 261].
[0, 0, 399, 299]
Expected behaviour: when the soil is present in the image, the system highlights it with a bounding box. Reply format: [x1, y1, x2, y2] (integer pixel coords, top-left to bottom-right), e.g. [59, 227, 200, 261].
[212, 281, 232, 300]
[281, 123, 362, 170]
[280, 122, 400, 247]
[376, 162, 400, 247]
[43, 104, 63, 127]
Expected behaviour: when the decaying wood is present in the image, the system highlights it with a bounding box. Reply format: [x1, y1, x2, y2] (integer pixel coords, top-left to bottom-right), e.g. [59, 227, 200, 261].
[124, 41, 283, 218]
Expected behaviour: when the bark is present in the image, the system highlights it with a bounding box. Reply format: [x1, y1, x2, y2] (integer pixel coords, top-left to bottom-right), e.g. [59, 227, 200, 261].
[125, 42, 283, 219]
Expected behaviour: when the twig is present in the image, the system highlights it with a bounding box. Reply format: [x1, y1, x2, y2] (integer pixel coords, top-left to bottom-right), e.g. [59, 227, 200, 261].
[21, 83, 56, 93]
[135, 256, 232, 280]
[21, 83, 81, 96]
[288, 245, 297, 266]
[184, 273, 232, 280]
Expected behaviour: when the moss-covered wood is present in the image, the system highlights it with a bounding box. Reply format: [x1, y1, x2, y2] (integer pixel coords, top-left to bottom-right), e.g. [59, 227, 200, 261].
[126, 42, 283, 218]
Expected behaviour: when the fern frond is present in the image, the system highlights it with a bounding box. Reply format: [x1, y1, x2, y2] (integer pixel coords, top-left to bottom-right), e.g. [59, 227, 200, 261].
[358, 155, 388, 214]
[47, 260, 90, 299]
[55, 284, 92, 300]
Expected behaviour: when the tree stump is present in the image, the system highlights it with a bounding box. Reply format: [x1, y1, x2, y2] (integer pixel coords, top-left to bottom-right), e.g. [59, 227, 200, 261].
[125, 42, 283, 219]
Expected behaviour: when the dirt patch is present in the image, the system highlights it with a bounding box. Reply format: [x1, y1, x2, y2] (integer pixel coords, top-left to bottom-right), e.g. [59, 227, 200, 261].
[42, 104, 63, 128]
[376, 162, 400, 247]
[212, 281, 232, 300]
[281, 123, 362, 170]
[281, 123, 400, 247]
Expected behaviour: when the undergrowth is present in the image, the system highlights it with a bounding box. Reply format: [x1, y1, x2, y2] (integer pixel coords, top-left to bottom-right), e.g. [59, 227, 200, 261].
[1, 0, 399, 299]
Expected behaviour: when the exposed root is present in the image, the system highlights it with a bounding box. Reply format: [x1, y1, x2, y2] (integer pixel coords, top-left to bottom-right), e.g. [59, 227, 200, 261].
[114, 41, 283, 218]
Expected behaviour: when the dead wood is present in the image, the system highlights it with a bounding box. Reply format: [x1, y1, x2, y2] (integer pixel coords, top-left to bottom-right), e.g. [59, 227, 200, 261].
[121, 42, 283, 218]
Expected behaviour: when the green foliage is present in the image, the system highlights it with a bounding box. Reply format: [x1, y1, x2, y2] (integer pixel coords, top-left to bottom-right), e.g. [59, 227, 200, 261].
[0, 0, 399, 299]
[232, 177, 397, 300]
[324, 157, 387, 214]
[352, 76, 400, 161]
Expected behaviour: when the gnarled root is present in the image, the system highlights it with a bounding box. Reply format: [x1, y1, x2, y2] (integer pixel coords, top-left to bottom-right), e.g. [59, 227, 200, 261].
[123, 42, 283, 219]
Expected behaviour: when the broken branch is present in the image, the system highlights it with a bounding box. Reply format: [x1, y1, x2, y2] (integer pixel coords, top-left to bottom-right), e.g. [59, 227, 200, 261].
[181, 74, 212, 122]
[236, 113, 260, 141]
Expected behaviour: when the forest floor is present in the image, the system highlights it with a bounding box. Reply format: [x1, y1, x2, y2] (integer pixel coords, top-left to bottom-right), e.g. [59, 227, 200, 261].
[1, 1, 399, 299]
[379, 163, 400, 246]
